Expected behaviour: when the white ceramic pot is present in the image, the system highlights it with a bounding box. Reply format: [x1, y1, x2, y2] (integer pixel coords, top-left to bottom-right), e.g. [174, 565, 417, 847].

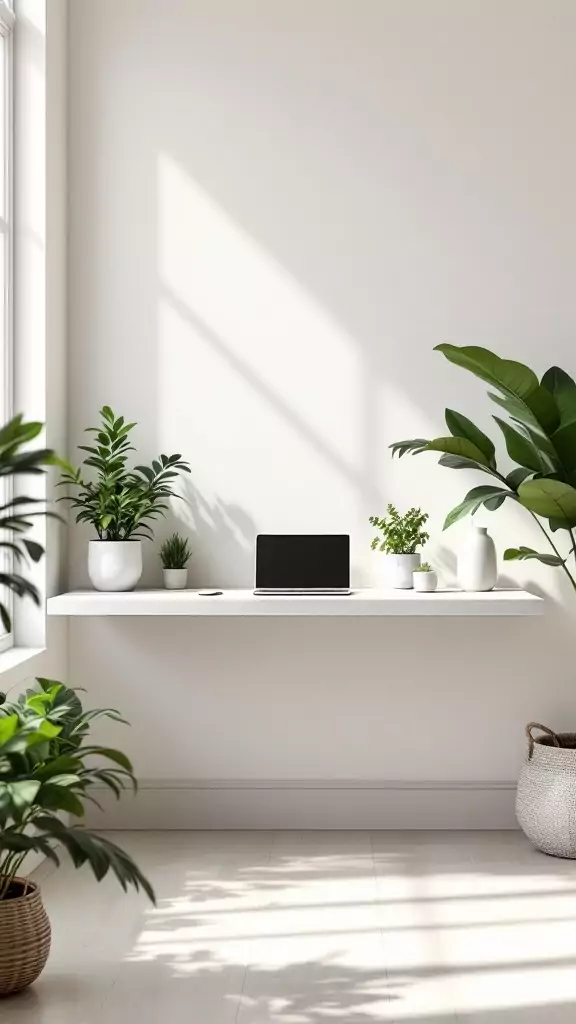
[88, 540, 143, 592]
[457, 526, 497, 592]
[413, 570, 438, 593]
[163, 568, 188, 590]
[384, 552, 421, 589]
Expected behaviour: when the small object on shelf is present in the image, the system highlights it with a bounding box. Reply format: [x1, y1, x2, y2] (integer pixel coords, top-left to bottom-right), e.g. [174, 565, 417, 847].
[457, 525, 497, 592]
[198, 590, 223, 596]
[160, 533, 192, 591]
[413, 562, 438, 592]
[163, 568, 188, 590]
[369, 505, 429, 589]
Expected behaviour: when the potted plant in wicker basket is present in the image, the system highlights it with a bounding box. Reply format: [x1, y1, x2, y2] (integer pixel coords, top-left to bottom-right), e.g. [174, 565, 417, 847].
[390, 344, 576, 857]
[0, 681, 154, 996]
[0, 413, 153, 995]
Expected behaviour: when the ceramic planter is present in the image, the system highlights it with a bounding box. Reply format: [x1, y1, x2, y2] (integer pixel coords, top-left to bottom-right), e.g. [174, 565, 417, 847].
[413, 570, 438, 593]
[383, 552, 421, 589]
[88, 540, 143, 592]
[0, 878, 51, 996]
[162, 568, 188, 590]
[457, 526, 497, 592]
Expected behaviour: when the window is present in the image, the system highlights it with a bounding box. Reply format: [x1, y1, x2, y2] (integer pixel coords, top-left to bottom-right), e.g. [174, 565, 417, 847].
[0, 0, 14, 654]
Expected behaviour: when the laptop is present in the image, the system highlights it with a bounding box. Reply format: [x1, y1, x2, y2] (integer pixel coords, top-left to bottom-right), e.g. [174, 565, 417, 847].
[254, 534, 351, 595]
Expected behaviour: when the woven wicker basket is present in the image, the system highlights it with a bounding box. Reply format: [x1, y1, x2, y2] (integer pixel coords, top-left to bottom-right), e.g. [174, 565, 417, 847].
[0, 877, 51, 996]
[517, 722, 576, 859]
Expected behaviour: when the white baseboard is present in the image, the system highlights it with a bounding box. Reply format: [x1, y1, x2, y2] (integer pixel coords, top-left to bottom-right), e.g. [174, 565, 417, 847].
[84, 779, 518, 830]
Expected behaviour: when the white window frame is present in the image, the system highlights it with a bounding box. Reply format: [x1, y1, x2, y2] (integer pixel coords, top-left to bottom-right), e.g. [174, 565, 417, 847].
[0, 0, 15, 655]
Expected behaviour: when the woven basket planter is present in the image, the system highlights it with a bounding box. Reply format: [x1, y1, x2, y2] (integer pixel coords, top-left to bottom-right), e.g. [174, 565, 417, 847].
[0, 877, 51, 996]
[517, 722, 576, 859]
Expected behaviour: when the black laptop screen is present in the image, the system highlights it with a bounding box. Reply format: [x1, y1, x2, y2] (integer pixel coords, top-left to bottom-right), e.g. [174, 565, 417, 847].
[256, 535, 350, 589]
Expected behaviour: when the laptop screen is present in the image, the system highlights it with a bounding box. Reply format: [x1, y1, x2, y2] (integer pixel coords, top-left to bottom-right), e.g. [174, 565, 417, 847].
[256, 535, 350, 589]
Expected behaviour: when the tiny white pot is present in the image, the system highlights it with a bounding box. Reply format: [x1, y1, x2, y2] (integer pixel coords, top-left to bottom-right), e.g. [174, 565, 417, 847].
[413, 570, 438, 593]
[88, 540, 143, 592]
[163, 568, 188, 590]
[457, 526, 497, 592]
[384, 552, 421, 589]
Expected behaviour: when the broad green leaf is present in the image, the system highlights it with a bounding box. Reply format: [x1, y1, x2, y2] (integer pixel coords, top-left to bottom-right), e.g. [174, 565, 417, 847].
[504, 546, 566, 567]
[436, 344, 559, 434]
[8, 780, 41, 815]
[0, 715, 18, 746]
[506, 467, 532, 490]
[37, 783, 85, 817]
[541, 366, 576, 425]
[518, 478, 576, 525]
[551, 421, 576, 473]
[493, 417, 551, 474]
[423, 436, 490, 467]
[438, 453, 499, 476]
[444, 410, 496, 464]
[443, 486, 514, 530]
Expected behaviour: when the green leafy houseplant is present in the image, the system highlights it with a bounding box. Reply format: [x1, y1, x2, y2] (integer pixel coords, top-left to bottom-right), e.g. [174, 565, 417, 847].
[369, 506, 429, 554]
[390, 345, 576, 589]
[414, 562, 433, 573]
[160, 533, 192, 570]
[0, 415, 55, 632]
[58, 406, 191, 541]
[0, 679, 154, 903]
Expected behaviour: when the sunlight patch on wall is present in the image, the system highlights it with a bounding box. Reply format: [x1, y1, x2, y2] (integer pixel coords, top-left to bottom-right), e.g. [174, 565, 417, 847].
[157, 154, 362, 534]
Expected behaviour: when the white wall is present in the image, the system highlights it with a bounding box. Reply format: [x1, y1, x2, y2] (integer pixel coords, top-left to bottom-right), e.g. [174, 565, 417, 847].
[68, 0, 576, 824]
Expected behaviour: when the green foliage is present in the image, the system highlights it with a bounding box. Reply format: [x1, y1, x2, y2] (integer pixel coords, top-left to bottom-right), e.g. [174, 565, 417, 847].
[390, 345, 576, 589]
[414, 562, 433, 573]
[0, 680, 154, 903]
[369, 505, 429, 554]
[57, 407, 191, 541]
[503, 547, 566, 567]
[0, 415, 56, 633]
[160, 532, 192, 569]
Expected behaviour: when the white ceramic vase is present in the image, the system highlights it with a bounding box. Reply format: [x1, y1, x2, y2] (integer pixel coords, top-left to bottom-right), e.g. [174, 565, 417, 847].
[413, 570, 438, 593]
[457, 526, 497, 592]
[88, 540, 143, 592]
[163, 568, 188, 590]
[383, 552, 421, 589]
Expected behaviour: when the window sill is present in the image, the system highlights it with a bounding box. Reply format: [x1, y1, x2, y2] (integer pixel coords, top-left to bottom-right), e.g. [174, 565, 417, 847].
[0, 646, 46, 691]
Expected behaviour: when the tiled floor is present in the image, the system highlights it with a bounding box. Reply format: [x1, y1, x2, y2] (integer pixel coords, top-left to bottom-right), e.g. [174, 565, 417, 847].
[3, 830, 576, 1022]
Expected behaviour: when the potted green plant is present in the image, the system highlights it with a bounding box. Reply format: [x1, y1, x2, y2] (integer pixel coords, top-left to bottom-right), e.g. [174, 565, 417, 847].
[390, 344, 576, 857]
[58, 406, 191, 592]
[413, 561, 438, 593]
[0, 680, 154, 996]
[369, 505, 429, 589]
[160, 532, 192, 590]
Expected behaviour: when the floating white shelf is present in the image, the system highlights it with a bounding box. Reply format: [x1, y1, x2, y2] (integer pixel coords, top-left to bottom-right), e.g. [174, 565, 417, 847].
[47, 588, 544, 617]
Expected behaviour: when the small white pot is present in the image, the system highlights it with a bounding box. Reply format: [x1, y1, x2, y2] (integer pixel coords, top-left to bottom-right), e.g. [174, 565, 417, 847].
[413, 570, 438, 593]
[88, 540, 143, 592]
[384, 552, 421, 589]
[163, 568, 188, 590]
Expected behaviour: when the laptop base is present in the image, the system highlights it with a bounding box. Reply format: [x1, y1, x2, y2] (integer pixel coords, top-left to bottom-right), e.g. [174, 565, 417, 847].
[253, 588, 352, 596]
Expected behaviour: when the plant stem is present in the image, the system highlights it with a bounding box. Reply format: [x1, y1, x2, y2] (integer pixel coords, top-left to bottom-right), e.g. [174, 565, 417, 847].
[530, 512, 576, 590]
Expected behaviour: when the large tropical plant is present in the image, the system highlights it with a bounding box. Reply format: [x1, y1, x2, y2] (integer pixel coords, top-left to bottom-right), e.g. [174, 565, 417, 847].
[391, 345, 576, 590]
[0, 679, 154, 902]
[58, 406, 191, 541]
[0, 415, 55, 632]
